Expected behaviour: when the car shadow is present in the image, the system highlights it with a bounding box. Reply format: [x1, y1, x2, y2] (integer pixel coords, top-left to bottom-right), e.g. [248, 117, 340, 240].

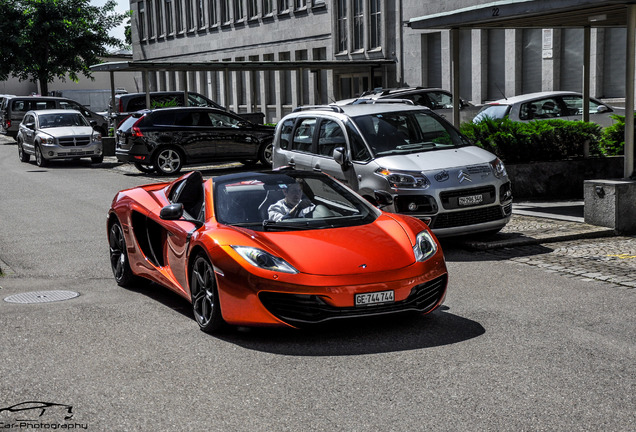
[124, 282, 485, 356]
[440, 239, 555, 263]
[216, 307, 485, 356]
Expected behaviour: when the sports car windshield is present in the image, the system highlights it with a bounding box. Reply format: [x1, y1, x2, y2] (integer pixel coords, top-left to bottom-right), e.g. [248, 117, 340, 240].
[214, 172, 380, 231]
[352, 110, 471, 157]
[39, 113, 89, 128]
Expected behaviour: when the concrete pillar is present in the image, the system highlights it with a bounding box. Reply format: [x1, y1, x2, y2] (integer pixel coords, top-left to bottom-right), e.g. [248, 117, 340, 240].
[441, 30, 451, 91]
[505, 29, 522, 98]
[471, 29, 487, 104]
[542, 29, 561, 91]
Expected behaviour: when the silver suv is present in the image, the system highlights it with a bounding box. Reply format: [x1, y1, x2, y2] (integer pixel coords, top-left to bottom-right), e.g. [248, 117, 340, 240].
[272, 103, 513, 237]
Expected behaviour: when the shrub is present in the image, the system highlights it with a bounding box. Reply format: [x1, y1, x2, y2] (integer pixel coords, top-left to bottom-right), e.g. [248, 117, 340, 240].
[460, 118, 603, 163]
[599, 114, 629, 156]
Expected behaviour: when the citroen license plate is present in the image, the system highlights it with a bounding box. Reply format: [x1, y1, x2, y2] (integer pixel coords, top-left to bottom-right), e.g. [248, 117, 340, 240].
[355, 290, 395, 306]
[458, 194, 483, 206]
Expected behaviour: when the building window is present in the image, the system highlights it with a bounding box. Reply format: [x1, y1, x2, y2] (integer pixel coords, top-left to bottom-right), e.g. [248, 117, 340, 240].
[197, 0, 205, 27]
[295, 0, 306, 9]
[262, 0, 273, 16]
[234, 0, 244, 21]
[209, 0, 217, 26]
[156, 0, 164, 35]
[175, 0, 184, 32]
[247, 0, 257, 18]
[165, 0, 174, 34]
[369, 0, 381, 49]
[336, 0, 347, 53]
[279, 0, 289, 13]
[185, 0, 195, 29]
[353, 0, 363, 50]
[147, 0, 155, 38]
[138, 2, 146, 39]
[221, 0, 230, 23]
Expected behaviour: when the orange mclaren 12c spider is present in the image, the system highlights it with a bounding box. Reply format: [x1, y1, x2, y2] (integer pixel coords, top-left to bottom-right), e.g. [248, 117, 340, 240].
[107, 169, 448, 333]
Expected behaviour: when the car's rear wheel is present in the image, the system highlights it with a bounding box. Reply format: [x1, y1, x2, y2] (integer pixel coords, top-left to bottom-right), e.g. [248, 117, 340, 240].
[109, 220, 137, 287]
[17, 140, 29, 162]
[134, 162, 156, 174]
[190, 253, 225, 333]
[258, 141, 273, 167]
[35, 144, 47, 167]
[154, 147, 183, 176]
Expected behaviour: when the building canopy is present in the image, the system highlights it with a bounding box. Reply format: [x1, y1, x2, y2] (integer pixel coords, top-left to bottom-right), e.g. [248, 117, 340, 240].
[407, 0, 636, 179]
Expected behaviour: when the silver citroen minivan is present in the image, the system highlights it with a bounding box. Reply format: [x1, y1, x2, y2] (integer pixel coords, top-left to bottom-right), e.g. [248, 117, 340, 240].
[272, 103, 513, 237]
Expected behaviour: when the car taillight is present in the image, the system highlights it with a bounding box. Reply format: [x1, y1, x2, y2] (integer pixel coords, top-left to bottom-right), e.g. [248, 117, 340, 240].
[6, 120, 10, 128]
[118, 98, 123, 113]
[131, 117, 144, 137]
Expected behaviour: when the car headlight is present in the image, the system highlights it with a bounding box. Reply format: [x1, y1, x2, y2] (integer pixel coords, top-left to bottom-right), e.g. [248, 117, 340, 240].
[375, 168, 430, 189]
[232, 246, 298, 274]
[40, 136, 55, 144]
[490, 158, 507, 179]
[413, 230, 437, 262]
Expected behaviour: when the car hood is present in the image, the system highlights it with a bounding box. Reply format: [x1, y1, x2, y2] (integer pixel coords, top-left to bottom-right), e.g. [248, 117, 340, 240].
[40, 126, 94, 137]
[246, 214, 418, 276]
[375, 146, 497, 172]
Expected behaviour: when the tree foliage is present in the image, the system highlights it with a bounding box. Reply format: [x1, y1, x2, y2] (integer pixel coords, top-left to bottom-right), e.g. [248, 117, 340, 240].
[0, 0, 126, 95]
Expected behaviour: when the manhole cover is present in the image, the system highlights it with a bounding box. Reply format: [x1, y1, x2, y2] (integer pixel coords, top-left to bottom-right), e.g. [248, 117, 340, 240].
[4, 290, 80, 304]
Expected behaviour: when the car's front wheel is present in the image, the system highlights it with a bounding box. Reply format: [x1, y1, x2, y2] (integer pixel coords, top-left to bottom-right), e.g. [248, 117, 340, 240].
[108, 220, 137, 287]
[154, 147, 183, 176]
[34, 144, 48, 167]
[17, 140, 29, 162]
[258, 141, 273, 167]
[190, 253, 225, 333]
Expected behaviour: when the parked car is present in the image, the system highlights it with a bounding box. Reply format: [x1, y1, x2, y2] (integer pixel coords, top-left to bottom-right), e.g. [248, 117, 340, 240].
[111, 91, 226, 126]
[16, 109, 103, 166]
[272, 103, 513, 237]
[107, 169, 448, 333]
[111, 91, 265, 126]
[115, 107, 275, 175]
[472, 91, 625, 127]
[1, 95, 108, 138]
[336, 87, 478, 123]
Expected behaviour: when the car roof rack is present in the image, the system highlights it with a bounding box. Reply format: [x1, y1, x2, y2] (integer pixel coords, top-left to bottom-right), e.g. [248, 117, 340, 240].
[352, 98, 415, 105]
[292, 105, 345, 113]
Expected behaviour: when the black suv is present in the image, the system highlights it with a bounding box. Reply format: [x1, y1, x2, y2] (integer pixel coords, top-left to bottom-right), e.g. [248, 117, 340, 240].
[115, 107, 275, 175]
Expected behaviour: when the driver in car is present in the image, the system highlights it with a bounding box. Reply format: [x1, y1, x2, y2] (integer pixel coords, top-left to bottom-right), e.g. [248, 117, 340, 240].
[268, 181, 315, 221]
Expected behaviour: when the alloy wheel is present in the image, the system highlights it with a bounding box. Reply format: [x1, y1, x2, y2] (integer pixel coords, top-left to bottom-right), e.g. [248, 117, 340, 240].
[190, 255, 224, 332]
[109, 223, 127, 282]
[155, 148, 182, 175]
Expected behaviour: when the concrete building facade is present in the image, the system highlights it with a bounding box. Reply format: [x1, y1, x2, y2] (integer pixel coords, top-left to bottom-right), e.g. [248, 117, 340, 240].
[128, 0, 631, 123]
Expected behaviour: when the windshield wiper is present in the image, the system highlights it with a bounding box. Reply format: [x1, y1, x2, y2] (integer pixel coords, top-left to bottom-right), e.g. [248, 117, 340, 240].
[262, 220, 315, 231]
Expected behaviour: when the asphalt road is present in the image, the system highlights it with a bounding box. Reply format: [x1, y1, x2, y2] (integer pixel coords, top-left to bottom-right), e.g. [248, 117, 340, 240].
[0, 139, 634, 431]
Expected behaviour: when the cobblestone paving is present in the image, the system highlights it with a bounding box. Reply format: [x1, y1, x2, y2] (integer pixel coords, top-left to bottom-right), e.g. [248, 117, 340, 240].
[452, 214, 636, 289]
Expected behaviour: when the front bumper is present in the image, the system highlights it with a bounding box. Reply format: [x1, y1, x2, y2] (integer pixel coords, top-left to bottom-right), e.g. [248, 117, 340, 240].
[213, 247, 448, 328]
[40, 142, 102, 159]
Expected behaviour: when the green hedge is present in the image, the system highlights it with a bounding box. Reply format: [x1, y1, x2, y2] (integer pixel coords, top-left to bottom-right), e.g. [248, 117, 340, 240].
[459, 118, 604, 163]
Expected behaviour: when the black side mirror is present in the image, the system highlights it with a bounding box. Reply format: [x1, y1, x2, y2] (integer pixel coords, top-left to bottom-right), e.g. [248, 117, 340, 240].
[333, 147, 349, 167]
[89, 120, 97, 127]
[25, 122, 35, 130]
[597, 105, 611, 114]
[160, 203, 184, 220]
[160, 203, 205, 228]
[374, 190, 394, 207]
